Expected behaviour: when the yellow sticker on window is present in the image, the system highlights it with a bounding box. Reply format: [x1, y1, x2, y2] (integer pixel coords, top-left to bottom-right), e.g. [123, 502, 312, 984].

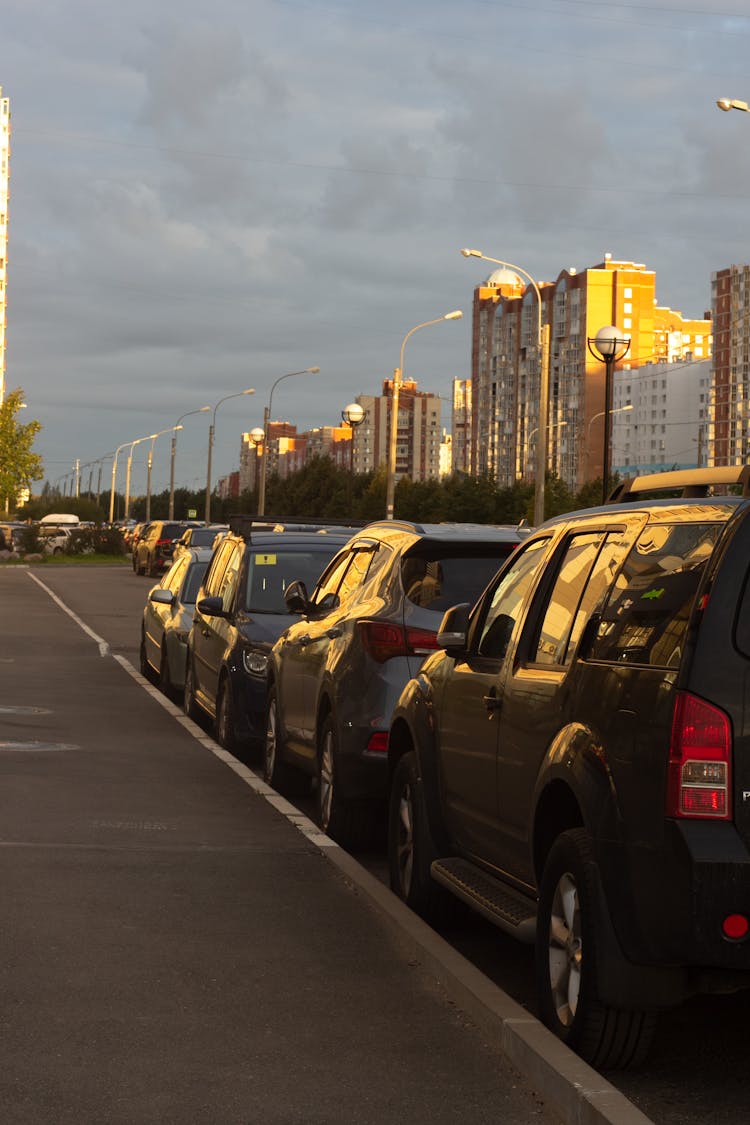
[255, 554, 277, 565]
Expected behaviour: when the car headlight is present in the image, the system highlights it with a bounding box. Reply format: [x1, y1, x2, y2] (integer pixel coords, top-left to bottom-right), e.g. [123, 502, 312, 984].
[242, 649, 269, 676]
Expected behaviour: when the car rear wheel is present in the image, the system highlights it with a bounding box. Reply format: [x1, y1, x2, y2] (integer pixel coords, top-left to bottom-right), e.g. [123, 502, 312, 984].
[536, 828, 657, 1069]
[388, 750, 452, 924]
[264, 686, 307, 794]
[317, 715, 374, 850]
[183, 654, 201, 721]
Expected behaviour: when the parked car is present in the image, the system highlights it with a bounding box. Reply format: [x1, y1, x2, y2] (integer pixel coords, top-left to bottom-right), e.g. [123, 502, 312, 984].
[134, 521, 189, 577]
[140, 547, 214, 695]
[184, 519, 355, 756]
[386, 467, 750, 1070]
[173, 524, 228, 560]
[0, 521, 27, 552]
[129, 522, 150, 567]
[40, 526, 74, 555]
[264, 520, 527, 848]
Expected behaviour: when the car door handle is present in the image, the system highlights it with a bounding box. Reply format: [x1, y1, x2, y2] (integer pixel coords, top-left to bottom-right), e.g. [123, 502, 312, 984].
[294, 634, 311, 646]
[326, 627, 342, 639]
[483, 688, 502, 714]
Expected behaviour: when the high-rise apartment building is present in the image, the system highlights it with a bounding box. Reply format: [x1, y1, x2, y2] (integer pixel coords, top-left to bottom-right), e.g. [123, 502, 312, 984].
[351, 380, 442, 483]
[450, 379, 472, 474]
[0, 87, 9, 405]
[710, 265, 750, 466]
[471, 255, 711, 491]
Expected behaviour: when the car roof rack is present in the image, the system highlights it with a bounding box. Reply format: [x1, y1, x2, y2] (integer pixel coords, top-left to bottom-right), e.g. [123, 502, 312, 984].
[607, 466, 750, 503]
[227, 515, 365, 538]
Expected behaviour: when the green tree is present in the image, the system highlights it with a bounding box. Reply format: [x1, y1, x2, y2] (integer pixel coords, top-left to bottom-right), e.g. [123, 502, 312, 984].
[0, 389, 43, 514]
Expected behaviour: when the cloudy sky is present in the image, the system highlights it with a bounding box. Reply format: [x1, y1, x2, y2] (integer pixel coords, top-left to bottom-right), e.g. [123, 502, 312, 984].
[3, 0, 749, 498]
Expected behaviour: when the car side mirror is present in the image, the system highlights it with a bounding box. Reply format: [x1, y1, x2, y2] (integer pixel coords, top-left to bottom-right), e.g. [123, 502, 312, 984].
[149, 589, 175, 606]
[284, 579, 310, 615]
[437, 602, 471, 655]
[196, 595, 226, 618]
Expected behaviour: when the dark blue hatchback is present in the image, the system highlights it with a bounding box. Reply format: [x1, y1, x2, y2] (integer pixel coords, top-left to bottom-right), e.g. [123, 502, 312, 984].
[184, 520, 354, 756]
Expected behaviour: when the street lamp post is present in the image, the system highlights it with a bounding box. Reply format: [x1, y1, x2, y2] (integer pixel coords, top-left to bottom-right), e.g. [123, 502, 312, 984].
[527, 420, 568, 482]
[109, 435, 155, 523]
[125, 435, 156, 521]
[716, 97, 750, 114]
[145, 426, 183, 521]
[341, 402, 366, 475]
[257, 367, 320, 517]
[385, 315, 462, 520]
[169, 407, 209, 519]
[206, 390, 256, 524]
[461, 248, 550, 525]
[587, 327, 631, 504]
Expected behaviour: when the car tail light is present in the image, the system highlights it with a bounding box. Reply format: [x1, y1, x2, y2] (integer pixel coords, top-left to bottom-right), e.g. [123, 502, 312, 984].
[666, 691, 732, 819]
[366, 732, 388, 754]
[156, 538, 172, 547]
[357, 621, 439, 663]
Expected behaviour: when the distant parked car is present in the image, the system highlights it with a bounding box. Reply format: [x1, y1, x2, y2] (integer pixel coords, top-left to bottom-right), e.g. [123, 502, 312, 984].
[140, 547, 214, 695]
[134, 521, 189, 577]
[184, 519, 355, 755]
[173, 524, 228, 560]
[40, 526, 74, 555]
[264, 519, 527, 848]
[0, 522, 27, 552]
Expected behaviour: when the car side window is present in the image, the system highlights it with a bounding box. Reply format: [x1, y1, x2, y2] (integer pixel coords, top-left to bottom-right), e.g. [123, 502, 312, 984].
[312, 550, 356, 607]
[475, 539, 549, 660]
[204, 540, 234, 597]
[336, 546, 379, 603]
[531, 533, 605, 666]
[164, 556, 188, 594]
[217, 545, 241, 613]
[589, 521, 721, 667]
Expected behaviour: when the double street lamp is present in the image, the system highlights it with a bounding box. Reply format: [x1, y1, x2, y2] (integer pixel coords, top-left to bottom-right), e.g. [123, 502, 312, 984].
[205, 390, 255, 523]
[145, 426, 182, 521]
[257, 367, 320, 517]
[170, 407, 209, 519]
[717, 97, 749, 114]
[385, 315, 462, 520]
[109, 433, 159, 523]
[587, 327, 631, 504]
[460, 248, 550, 525]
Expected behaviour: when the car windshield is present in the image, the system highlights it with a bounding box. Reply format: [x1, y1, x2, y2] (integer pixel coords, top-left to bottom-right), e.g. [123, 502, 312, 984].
[183, 561, 210, 604]
[245, 548, 338, 614]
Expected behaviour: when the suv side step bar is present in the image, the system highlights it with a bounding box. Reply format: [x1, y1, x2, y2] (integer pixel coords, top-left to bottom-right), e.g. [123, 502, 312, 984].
[431, 858, 537, 944]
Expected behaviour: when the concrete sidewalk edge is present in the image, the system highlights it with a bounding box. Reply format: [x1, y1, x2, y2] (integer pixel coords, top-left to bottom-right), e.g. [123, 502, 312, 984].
[326, 846, 654, 1125]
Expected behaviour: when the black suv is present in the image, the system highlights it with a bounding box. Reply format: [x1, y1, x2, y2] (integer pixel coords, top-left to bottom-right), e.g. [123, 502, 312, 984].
[184, 519, 354, 754]
[387, 468, 750, 1069]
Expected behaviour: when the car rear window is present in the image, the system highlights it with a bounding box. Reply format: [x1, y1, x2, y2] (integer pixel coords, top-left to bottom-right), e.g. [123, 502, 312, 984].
[245, 548, 339, 613]
[401, 545, 517, 613]
[588, 521, 721, 667]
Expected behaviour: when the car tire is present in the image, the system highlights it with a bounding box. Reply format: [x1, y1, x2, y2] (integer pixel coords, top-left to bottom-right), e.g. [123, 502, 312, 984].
[317, 714, 374, 850]
[264, 686, 308, 794]
[388, 750, 453, 924]
[158, 647, 174, 698]
[139, 631, 155, 682]
[535, 828, 657, 1069]
[216, 678, 239, 752]
[183, 653, 201, 721]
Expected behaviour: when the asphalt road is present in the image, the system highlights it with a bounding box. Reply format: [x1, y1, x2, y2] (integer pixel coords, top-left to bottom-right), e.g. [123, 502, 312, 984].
[1, 562, 558, 1125]
[10, 561, 750, 1125]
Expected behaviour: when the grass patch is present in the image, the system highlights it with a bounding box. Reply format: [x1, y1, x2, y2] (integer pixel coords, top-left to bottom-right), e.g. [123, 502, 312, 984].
[1, 554, 130, 567]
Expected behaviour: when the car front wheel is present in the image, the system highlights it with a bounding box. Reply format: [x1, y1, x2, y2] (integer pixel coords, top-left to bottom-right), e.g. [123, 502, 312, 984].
[535, 828, 656, 1069]
[264, 686, 307, 794]
[216, 679, 238, 752]
[183, 654, 201, 721]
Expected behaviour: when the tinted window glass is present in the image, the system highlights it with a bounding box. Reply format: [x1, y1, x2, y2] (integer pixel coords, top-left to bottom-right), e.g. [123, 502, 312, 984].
[336, 547, 379, 603]
[205, 540, 235, 596]
[402, 546, 517, 613]
[246, 548, 339, 613]
[533, 534, 603, 666]
[218, 546, 241, 612]
[589, 522, 721, 668]
[183, 561, 209, 604]
[476, 539, 548, 660]
[312, 550, 355, 606]
[164, 555, 188, 594]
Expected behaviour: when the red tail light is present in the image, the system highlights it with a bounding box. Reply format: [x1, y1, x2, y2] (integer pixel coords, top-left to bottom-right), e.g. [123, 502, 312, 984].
[667, 692, 732, 819]
[156, 538, 173, 547]
[357, 621, 439, 663]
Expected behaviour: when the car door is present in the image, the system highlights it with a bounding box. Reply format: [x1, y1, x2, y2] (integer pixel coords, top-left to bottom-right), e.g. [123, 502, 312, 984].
[494, 527, 633, 886]
[436, 538, 550, 864]
[191, 539, 234, 703]
[145, 556, 188, 667]
[276, 547, 359, 757]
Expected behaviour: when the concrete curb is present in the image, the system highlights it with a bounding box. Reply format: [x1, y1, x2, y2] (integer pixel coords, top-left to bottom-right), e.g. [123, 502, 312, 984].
[327, 846, 654, 1125]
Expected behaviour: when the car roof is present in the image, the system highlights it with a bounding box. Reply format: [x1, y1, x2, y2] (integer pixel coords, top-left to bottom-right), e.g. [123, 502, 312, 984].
[240, 530, 354, 549]
[358, 520, 527, 544]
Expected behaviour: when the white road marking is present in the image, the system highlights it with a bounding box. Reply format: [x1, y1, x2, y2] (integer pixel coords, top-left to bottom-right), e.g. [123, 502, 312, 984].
[27, 571, 110, 656]
[21, 573, 335, 851]
[0, 741, 79, 752]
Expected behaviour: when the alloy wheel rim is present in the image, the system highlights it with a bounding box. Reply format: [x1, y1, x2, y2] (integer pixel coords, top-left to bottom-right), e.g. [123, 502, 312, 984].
[265, 701, 277, 781]
[319, 732, 334, 831]
[548, 871, 582, 1028]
